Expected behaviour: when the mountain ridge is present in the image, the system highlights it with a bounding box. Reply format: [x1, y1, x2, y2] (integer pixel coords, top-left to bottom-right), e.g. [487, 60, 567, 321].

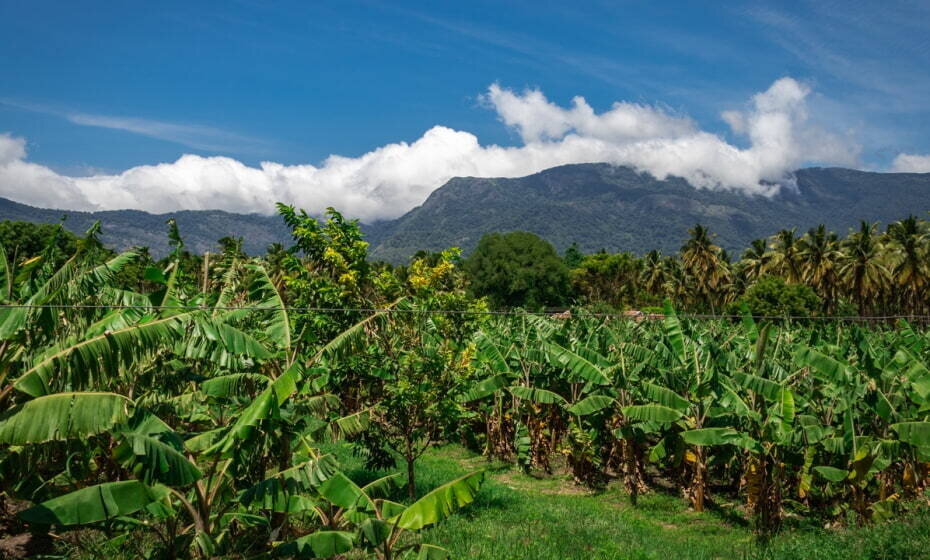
[0, 196, 294, 256]
[366, 164, 930, 262]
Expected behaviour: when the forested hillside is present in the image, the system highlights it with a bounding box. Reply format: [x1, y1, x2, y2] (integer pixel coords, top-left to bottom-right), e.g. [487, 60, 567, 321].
[0, 196, 293, 256]
[367, 164, 930, 262]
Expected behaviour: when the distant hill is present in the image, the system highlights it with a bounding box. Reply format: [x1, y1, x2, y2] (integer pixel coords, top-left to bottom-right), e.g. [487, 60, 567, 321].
[0, 197, 293, 256]
[2, 163, 929, 261]
[365, 164, 930, 262]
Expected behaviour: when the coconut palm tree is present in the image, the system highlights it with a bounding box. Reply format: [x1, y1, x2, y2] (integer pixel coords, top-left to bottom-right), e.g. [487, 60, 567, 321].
[661, 258, 690, 307]
[640, 250, 667, 302]
[680, 225, 730, 313]
[739, 239, 771, 284]
[886, 216, 929, 315]
[767, 228, 803, 284]
[838, 221, 889, 315]
[798, 225, 841, 313]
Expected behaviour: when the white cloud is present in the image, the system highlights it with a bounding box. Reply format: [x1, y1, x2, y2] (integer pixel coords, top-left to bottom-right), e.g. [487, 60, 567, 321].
[482, 84, 696, 143]
[891, 153, 930, 173]
[0, 77, 863, 221]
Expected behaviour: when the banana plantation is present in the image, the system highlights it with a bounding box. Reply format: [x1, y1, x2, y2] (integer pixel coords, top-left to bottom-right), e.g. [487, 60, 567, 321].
[1, 208, 930, 559]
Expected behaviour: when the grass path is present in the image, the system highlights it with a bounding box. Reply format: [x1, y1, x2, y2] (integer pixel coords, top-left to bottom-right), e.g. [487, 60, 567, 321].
[414, 445, 751, 560]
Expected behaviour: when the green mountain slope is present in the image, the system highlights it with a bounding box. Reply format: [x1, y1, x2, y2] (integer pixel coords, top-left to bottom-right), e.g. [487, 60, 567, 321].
[366, 164, 930, 262]
[0, 197, 293, 256]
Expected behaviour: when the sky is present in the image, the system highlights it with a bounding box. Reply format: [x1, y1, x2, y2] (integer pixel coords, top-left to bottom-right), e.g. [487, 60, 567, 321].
[1, 0, 929, 221]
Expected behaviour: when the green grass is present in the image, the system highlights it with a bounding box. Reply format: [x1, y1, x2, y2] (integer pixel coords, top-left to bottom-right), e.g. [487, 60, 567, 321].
[328, 443, 930, 560]
[407, 445, 748, 560]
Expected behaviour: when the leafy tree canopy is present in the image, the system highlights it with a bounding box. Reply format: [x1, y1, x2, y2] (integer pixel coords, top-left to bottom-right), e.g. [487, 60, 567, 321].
[563, 242, 584, 268]
[464, 231, 569, 309]
[733, 275, 821, 317]
[0, 220, 77, 266]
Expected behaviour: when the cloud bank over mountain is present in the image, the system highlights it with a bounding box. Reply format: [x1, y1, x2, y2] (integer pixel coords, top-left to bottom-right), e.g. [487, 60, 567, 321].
[892, 153, 930, 173]
[0, 78, 875, 221]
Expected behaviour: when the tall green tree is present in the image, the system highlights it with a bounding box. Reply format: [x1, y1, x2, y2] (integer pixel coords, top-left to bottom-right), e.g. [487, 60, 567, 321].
[563, 242, 584, 268]
[798, 225, 841, 313]
[571, 251, 641, 309]
[0, 220, 78, 269]
[680, 225, 730, 312]
[839, 221, 889, 314]
[464, 231, 570, 309]
[886, 216, 928, 314]
[767, 228, 803, 284]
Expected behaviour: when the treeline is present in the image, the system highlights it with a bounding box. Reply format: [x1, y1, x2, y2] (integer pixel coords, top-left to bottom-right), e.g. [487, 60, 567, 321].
[459, 217, 930, 317]
[4, 213, 925, 319]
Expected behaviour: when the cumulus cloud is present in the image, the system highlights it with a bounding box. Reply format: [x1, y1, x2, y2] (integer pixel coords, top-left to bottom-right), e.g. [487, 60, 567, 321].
[482, 84, 696, 143]
[891, 153, 930, 173]
[0, 77, 863, 221]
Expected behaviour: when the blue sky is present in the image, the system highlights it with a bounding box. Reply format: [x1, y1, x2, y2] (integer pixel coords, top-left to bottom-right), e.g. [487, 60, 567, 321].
[0, 1, 928, 218]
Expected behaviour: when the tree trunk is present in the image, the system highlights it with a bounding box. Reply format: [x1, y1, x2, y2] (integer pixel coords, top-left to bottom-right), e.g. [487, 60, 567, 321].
[406, 456, 416, 500]
[692, 447, 705, 512]
[625, 438, 647, 506]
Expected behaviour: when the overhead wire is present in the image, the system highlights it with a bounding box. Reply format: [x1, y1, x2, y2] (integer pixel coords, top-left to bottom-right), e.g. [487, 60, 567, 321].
[0, 303, 927, 322]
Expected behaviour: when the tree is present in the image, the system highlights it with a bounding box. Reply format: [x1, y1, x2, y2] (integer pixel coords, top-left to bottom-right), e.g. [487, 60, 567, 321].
[571, 251, 641, 308]
[277, 204, 375, 343]
[640, 250, 667, 302]
[839, 221, 888, 314]
[0, 220, 77, 268]
[798, 225, 840, 313]
[563, 242, 584, 268]
[464, 231, 570, 309]
[768, 228, 803, 284]
[886, 216, 928, 314]
[733, 275, 820, 318]
[367, 250, 484, 498]
[739, 239, 770, 284]
[680, 225, 730, 312]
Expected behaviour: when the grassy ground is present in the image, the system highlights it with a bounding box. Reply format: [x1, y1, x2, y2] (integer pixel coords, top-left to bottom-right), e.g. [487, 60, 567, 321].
[331, 443, 930, 560]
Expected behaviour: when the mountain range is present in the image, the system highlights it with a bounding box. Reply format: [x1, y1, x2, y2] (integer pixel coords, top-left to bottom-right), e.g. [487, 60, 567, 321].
[0, 197, 293, 257]
[2, 163, 929, 262]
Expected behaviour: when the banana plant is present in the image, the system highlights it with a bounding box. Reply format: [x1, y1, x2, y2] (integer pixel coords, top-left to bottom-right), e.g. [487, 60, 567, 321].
[276, 469, 485, 559]
[622, 302, 736, 512]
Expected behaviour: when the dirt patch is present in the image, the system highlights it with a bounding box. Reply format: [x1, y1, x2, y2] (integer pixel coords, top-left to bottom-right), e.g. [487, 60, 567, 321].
[494, 469, 595, 496]
[0, 533, 54, 559]
[434, 447, 606, 496]
[0, 497, 55, 559]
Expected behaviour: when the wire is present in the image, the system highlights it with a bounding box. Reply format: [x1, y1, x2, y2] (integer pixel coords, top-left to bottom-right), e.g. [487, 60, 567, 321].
[0, 303, 927, 322]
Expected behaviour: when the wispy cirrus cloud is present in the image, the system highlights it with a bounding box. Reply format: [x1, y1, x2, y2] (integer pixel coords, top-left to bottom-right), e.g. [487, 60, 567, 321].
[0, 99, 267, 154]
[744, 1, 930, 110]
[391, 7, 671, 95]
[740, 1, 930, 167]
